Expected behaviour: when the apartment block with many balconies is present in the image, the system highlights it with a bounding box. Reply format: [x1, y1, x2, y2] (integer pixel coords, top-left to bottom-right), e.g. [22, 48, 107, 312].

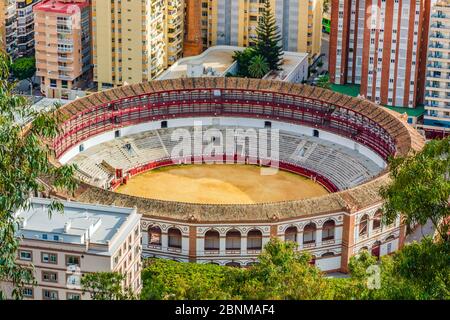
[329, 0, 431, 108]
[92, 0, 184, 90]
[16, 0, 40, 57]
[34, 0, 92, 99]
[423, 0, 450, 137]
[0, 197, 142, 300]
[0, 0, 18, 59]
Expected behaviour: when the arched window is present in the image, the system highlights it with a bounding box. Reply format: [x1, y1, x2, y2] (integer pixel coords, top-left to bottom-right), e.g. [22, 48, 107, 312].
[322, 220, 335, 241]
[372, 211, 382, 230]
[247, 229, 262, 251]
[148, 226, 161, 246]
[168, 228, 182, 249]
[359, 214, 369, 237]
[371, 241, 381, 258]
[321, 252, 335, 258]
[204, 230, 220, 251]
[285, 226, 298, 243]
[303, 223, 316, 244]
[226, 230, 241, 252]
[225, 262, 240, 268]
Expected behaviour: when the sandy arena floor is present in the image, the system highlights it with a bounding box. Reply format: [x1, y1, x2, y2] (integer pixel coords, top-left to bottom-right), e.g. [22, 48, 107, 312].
[115, 164, 329, 204]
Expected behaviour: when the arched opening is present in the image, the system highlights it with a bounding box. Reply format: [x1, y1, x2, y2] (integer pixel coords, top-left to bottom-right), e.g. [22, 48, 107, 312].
[303, 223, 316, 245]
[285, 226, 298, 243]
[148, 226, 161, 246]
[225, 230, 241, 252]
[371, 241, 381, 258]
[321, 252, 335, 258]
[247, 229, 262, 251]
[322, 220, 335, 241]
[359, 246, 369, 253]
[167, 228, 182, 250]
[359, 214, 369, 237]
[204, 230, 220, 252]
[313, 129, 319, 137]
[225, 262, 241, 268]
[372, 211, 382, 230]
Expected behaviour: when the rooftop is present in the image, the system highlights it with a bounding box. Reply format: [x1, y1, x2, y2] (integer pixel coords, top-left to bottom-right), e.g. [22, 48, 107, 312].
[158, 46, 238, 80]
[263, 51, 309, 81]
[330, 84, 361, 97]
[34, 0, 89, 14]
[384, 105, 426, 118]
[15, 197, 139, 249]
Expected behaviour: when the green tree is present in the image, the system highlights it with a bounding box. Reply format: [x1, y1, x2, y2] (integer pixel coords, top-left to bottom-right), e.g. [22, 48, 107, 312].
[379, 137, 450, 241]
[0, 51, 77, 299]
[317, 75, 331, 90]
[232, 47, 257, 77]
[10, 57, 36, 95]
[141, 259, 237, 300]
[230, 238, 333, 299]
[255, 0, 283, 71]
[81, 272, 136, 300]
[248, 54, 269, 79]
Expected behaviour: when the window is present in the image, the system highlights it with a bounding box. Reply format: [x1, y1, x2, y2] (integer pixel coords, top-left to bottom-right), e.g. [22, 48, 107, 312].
[161, 120, 168, 128]
[115, 130, 121, 138]
[42, 271, 58, 283]
[247, 230, 262, 251]
[204, 230, 220, 251]
[42, 289, 58, 300]
[41, 252, 57, 264]
[359, 215, 369, 237]
[167, 228, 182, 249]
[322, 220, 335, 241]
[19, 250, 32, 261]
[67, 292, 81, 300]
[66, 255, 80, 266]
[285, 226, 297, 243]
[372, 211, 382, 230]
[226, 230, 241, 251]
[148, 226, 162, 246]
[22, 288, 33, 298]
[303, 223, 316, 244]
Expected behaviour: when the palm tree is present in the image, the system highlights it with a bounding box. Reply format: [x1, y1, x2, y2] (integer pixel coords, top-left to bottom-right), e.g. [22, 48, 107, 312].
[248, 55, 269, 79]
[317, 75, 331, 90]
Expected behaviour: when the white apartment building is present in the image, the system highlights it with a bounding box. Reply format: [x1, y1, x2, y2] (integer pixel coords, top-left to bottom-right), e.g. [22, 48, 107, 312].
[1, 197, 142, 300]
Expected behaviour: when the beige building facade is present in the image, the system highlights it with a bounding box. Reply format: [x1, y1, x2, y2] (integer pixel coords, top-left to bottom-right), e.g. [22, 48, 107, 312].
[92, 0, 184, 90]
[199, 0, 323, 59]
[1, 197, 142, 300]
[0, 0, 18, 59]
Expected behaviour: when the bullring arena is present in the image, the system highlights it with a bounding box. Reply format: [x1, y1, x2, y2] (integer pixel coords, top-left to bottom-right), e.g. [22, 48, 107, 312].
[46, 77, 424, 272]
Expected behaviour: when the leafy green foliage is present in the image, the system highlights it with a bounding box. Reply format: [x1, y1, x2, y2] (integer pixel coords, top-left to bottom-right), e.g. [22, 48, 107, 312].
[81, 272, 136, 300]
[248, 55, 269, 79]
[317, 75, 331, 90]
[254, 0, 283, 71]
[229, 239, 333, 299]
[0, 52, 77, 299]
[10, 57, 36, 82]
[141, 259, 238, 299]
[232, 48, 257, 78]
[380, 137, 450, 241]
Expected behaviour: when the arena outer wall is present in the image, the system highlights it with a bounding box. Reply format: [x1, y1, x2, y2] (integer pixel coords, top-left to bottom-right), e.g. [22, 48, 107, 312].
[45, 77, 425, 272]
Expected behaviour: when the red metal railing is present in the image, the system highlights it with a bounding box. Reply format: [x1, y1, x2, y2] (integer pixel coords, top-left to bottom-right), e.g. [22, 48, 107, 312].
[53, 88, 397, 161]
